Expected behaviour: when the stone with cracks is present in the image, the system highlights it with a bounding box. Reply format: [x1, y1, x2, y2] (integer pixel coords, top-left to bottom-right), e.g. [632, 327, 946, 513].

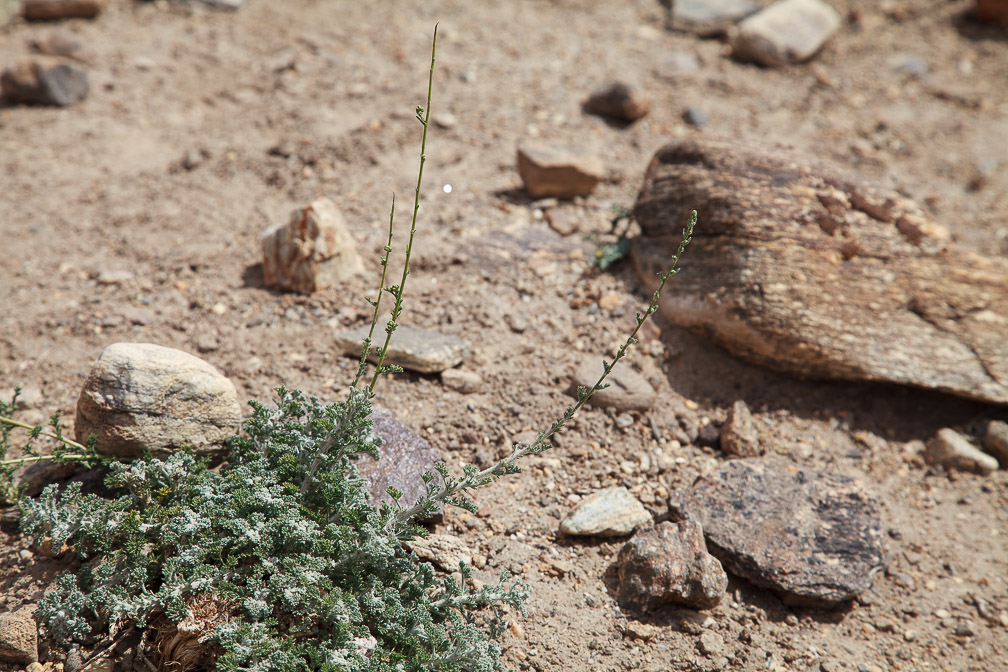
[334, 322, 469, 375]
[669, 457, 885, 607]
[560, 486, 652, 536]
[74, 343, 241, 459]
[632, 135, 1008, 405]
[614, 519, 727, 612]
[356, 406, 443, 516]
[261, 198, 364, 294]
[406, 533, 471, 571]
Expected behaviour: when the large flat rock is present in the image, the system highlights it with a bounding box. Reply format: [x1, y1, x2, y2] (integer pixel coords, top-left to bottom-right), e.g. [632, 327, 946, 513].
[632, 135, 1008, 405]
[669, 457, 885, 607]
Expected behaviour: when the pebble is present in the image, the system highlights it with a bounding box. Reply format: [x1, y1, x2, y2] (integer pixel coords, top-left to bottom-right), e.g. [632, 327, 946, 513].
[614, 520, 727, 611]
[1, 60, 89, 107]
[441, 367, 483, 394]
[560, 486, 651, 536]
[74, 342, 241, 459]
[334, 322, 469, 375]
[720, 400, 760, 456]
[29, 30, 82, 58]
[669, 457, 884, 607]
[516, 142, 604, 199]
[656, 50, 701, 79]
[890, 53, 929, 79]
[96, 269, 134, 285]
[667, 0, 759, 35]
[954, 620, 977, 637]
[981, 420, 1008, 465]
[682, 106, 708, 127]
[925, 428, 998, 475]
[21, 0, 104, 21]
[261, 198, 364, 293]
[582, 81, 650, 123]
[697, 630, 725, 657]
[571, 359, 656, 412]
[18, 550, 33, 563]
[731, 0, 842, 67]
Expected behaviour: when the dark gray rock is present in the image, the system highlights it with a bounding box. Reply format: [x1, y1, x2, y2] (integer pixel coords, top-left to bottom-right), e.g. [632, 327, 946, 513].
[357, 406, 442, 514]
[615, 519, 727, 611]
[682, 106, 708, 127]
[583, 81, 650, 123]
[669, 457, 885, 607]
[1, 60, 88, 107]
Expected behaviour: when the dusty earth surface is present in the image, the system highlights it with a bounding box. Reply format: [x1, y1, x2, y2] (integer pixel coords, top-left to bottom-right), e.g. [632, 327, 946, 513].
[1, 1, 1008, 671]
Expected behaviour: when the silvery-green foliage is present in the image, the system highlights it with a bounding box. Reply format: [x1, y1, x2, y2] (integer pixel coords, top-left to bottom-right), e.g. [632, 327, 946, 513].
[22, 386, 529, 671]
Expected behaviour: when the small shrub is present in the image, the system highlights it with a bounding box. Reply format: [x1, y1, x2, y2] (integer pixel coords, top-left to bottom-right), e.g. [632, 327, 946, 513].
[2, 26, 695, 672]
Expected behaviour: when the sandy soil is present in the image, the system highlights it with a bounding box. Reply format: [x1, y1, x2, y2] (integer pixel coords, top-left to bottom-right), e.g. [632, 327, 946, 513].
[1, 1, 1007, 671]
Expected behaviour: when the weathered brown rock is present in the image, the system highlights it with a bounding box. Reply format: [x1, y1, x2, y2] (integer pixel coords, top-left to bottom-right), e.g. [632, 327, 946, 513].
[925, 428, 998, 475]
[720, 400, 760, 457]
[261, 198, 364, 294]
[517, 143, 604, 199]
[976, 0, 1008, 27]
[1, 60, 88, 107]
[582, 81, 650, 123]
[615, 519, 727, 611]
[22, 0, 104, 21]
[982, 420, 1008, 465]
[0, 607, 37, 664]
[632, 135, 1008, 405]
[669, 457, 885, 607]
[75, 343, 241, 459]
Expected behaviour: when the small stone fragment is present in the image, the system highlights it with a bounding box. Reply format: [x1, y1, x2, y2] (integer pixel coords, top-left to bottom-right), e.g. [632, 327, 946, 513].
[720, 400, 760, 457]
[925, 428, 998, 475]
[697, 630, 725, 657]
[261, 198, 364, 294]
[669, 457, 885, 607]
[0, 607, 37, 664]
[74, 342, 241, 459]
[731, 0, 842, 67]
[571, 359, 655, 412]
[29, 31, 82, 58]
[356, 406, 442, 515]
[954, 620, 977, 637]
[615, 520, 727, 611]
[582, 81, 650, 123]
[656, 50, 702, 79]
[682, 106, 708, 127]
[441, 368, 482, 394]
[21, 0, 104, 21]
[1, 61, 88, 107]
[668, 0, 759, 35]
[560, 486, 652, 536]
[981, 420, 1008, 465]
[406, 533, 471, 571]
[517, 143, 604, 199]
[96, 269, 134, 285]
[334, 321, 469, 374]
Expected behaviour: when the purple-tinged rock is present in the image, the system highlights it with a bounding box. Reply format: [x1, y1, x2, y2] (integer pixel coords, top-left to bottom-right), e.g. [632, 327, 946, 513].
[357, 406, 442, 516]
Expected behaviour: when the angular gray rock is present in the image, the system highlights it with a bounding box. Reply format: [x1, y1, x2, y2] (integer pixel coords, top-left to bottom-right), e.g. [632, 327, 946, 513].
[615, 519, 727, 611]
[0, 607, 37, 664]
[571, 359, 655, 412]
[669, 457, 885, 607]
[1, 60, 88, 107]
[982, 420, 1008, 465]
[356, 406, 442, 513]
[517, 143, 604, 199]
[720, 400, 760, 457]
[582, 81, 650, 123]
[632, 135, 1008, 405]
[334, 322, 469, 374]
[731, 0, 842, 67]
[74, 343, 241, 459]
[560, 486, 651, 536]
[261, 198, 364, 294]
[925, 428, 998, 475]
[667, 0, 759, 35]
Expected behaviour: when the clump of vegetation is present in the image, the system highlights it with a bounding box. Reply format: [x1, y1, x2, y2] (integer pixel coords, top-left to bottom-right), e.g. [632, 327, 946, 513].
[1, 26, 695, 672]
